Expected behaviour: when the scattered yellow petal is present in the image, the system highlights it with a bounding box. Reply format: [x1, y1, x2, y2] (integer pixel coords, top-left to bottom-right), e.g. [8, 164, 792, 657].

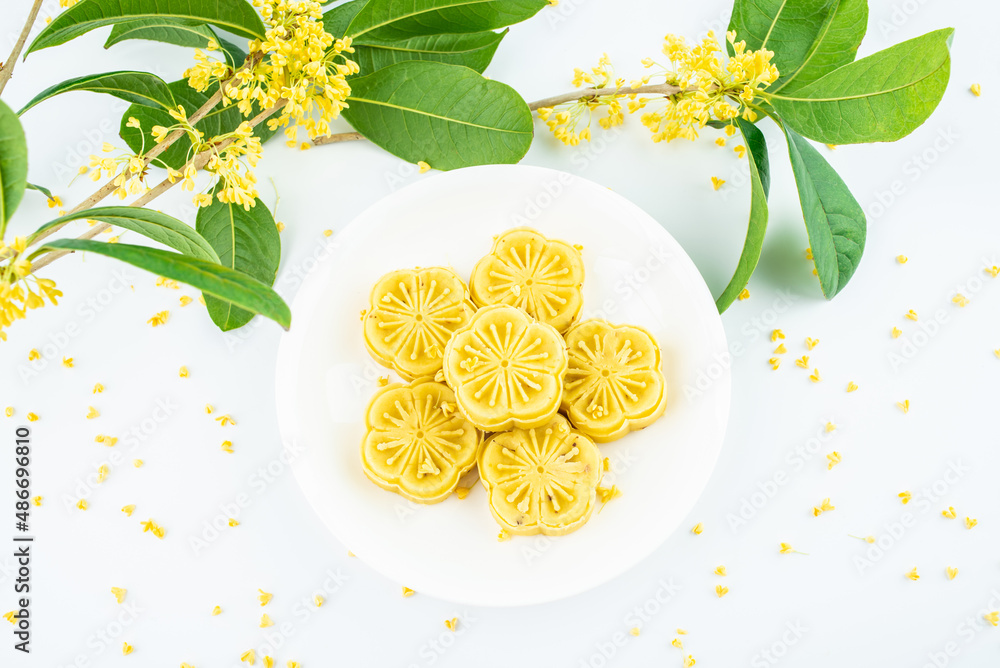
[734, 144, 746, 158]
[2, 611, 15, 624]
[805, 247, 813, 259]
[445, 617, 459, 631]
[825, 144, 837, 150]
[597, 485, 621, 503]
[228, 518, 239, 527]
[795, 355, 809, 368]
[965, 517, 978, 530]
[241, 649, 256, 665]
[121, 505, 135, 516]
[906, 567, 920, 581]
[179, 366, 189, 377]
[497, 529, 511, 542]
[276, 222, 285, 233]
[672, 638, 684, 649]
[905, 309, 918, 321]
[26, 412, 39, 422]
[896, 255, 908, 264]
[323, 229, 333, 237]
[715, 584, 729, 598]
[813, 498, 835, 516]
[259, 613, 273, 627]
[314, 594, 324, 607]
[985, 265, 1000, 278]
[684, 655, 696, 667]
[825, 422, 836, 432]
[62, 356, 74, 367]
[970, 83, 982, 97]
[768, 357, 780, 370]
[891, 327, 902, 338]
[4, 407, 12, 417]
[402, 587, 415, 597]
[629, 627, 640, 636]
[454, 486, 469, 499]
[771, 329, 785, 342]
[96, 464, 109, 483]
[27, 348, 40, 361]
[942, 507, 956, 519]
[76, 499, 88, 510]
[31, 496, 42, 506]
[215, 414, 236, 426]
[847, 382, 858, 393]
[779, 542, 807, 555]
[691, 523, 704, 535]
[952, 293, 970, 307]
[147, 311, 169, 327]
[258, 589, 273, 606]
[111, 587, 127, 603]
[205, 404, 214, 414]
[714, 565, 727, 576]
[133, 459, 143, 467]
[714, 137, 726, 147]
[947, 567, 959, 580]
[897, 400, 910, 414]
[287, 663, 300, 668]
[417, 161, 431, 173]
[773, 343, 787, 354]
[95, 434, 118, 446]
[826, 451, 842, 470]
[179, 295, 193, 306]
[221, 440, 234, 453]
[805, 337, 819, 350]
[377, 375, 389, 387]
[710, 176, 725, 190]
[93, 383, 104, 393]
[985, 611, 999, 627]
[212, 605, 222, 616]
[677, 628, 687, 635]
[122, 642, 133, 655]
[738, 288, 749, 301]
[809, 369, 822, 383]
[262, 657, 274, 668]
[86, 406, 100, 419]
[898, 491, 912, 504]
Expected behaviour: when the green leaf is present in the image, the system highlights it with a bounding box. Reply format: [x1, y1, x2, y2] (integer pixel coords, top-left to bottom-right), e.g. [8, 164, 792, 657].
[0, 100, 28, 235]
[18, 71, 176, 115]
[728, 0, 867, 93]
[769, 28, 954, 144]
[25, 182, 54, 200]
[323, 0, 365, 37]
[120, 80, 276, 171]
[103, 20, 247, 67]
[38, 239, 291, 329]
[346, 0, 547, 39]
[342, 61, 533, 170]
[354, 30, 506, 74]
[782, 126, 865, 298]
[195, 191, 280, 331]
[31, 206, 220, 262]
[26, 0, 266, 55]
[716, 118, 770, 313]
[773, 0, 868, 94]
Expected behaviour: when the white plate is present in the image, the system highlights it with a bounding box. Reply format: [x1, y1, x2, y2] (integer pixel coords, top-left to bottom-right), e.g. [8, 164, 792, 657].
[275, 165, 730, 607]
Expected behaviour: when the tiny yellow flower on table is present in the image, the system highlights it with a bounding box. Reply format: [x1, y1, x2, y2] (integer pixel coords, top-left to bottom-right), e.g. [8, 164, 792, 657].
[773, 343, 787, 354]
[122, 642, 133, 655]
[970, 83, 982, 97]
[942, 507, 956, 519]
[795, 355, 809, 368]
[691, 523, 704, 535]
[258, 589, 273, 606]
[985, 611, 999, 626]
[771, 329, 785, 342]
[715, 584, 729, 598]
[93, 382, 104, 393]
[897, 400, 910, 414]
[965, 517, 978, 530]
[714, 565, 727, 576]
[27, 412, 39, 422]
[738, 288, 750, 300]
[111, 587, 127, 603]
[629, 627, 640, 636]
[259, 613, 273, 627]
[847, 381, 859, 392]
[826, 451, 842, 470]
[946, 567, 959, 580]
[445, 617, 459, 631]
[402, 587, 415, 597]
[906, 567, 920, 581]
[898, 491, 912, 504]
[711, 176, 726, 190]
[684, 655, 696, 667]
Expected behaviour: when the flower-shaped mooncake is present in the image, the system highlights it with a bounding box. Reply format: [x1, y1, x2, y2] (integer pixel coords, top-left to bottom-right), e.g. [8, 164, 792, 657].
[361, 379, 482, 504]
[443, 304, 568, 431]
[561, 320, 667, 443]
[479, 414, 601, 536]
[364, 267, 476, 380]
[469, 228, 585, 333]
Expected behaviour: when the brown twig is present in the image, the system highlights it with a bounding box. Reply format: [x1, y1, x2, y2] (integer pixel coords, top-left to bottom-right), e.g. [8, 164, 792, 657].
[28, 99, 285, 272]
[0, 0, 44, 96]
[310, 82, 686, 146]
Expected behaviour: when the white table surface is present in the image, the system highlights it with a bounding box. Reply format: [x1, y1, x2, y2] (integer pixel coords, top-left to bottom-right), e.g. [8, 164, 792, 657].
[2, 1, 999, 666]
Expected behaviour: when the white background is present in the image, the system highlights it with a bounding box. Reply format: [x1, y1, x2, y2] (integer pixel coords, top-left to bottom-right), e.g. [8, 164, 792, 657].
[2, 0, 999, 666]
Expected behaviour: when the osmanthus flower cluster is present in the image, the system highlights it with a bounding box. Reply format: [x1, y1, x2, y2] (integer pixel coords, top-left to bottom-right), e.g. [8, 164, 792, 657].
[539, 31, 779, 146]
[0, 237, 62, 342]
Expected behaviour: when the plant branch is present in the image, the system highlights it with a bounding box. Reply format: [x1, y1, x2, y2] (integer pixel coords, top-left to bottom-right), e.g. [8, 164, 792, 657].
[28, 99, 286, 273]
[310, 83, 686, 146]
[0, 0, 44, 96]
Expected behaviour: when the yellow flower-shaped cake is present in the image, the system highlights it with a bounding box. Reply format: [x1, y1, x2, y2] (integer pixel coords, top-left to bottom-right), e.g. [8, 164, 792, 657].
[479, 414, 601, 536]
[361, 379, 482, 504]
[469, 228, 585, 333]
[364, 267, 476, 380]
[443, 304, 567, 431]
[562, 320, 667, 442]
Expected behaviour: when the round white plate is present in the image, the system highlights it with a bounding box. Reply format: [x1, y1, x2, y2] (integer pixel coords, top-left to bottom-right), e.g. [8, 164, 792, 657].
[275, 164, 730, 607]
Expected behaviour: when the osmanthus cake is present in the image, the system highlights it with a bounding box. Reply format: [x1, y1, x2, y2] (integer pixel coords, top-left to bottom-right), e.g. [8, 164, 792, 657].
[442, 304, 567, 432]
[469, 228, 585, 333]
[561, 320, 667, 443]
[478, 414, 601, 536]
[363, 267, 476, 380]
[361, 379, 482, 504]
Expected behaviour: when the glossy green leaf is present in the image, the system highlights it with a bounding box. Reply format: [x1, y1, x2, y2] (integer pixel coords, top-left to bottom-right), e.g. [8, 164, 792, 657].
[32, 206, 220, 262]
[0, 100, 28, 235]
[716, 118, 770, 313]
[18, 71, 176, 115]
[26, 0, 265, 55]
[783, 126, 865, 298]
[323, 0, 364, 37]
[103, 20, 247, 67]
[347, 0, 547, 39]
[770, 28, 953, 144]
[25, 182, 54, 200]
[39, 239, 290, 329]
[195, 191, 280, 331]
[354, 30, 505, 74]
[342, 61, 533, 170]
[773, 0, 868, 94]
[120, 80, 276, 171]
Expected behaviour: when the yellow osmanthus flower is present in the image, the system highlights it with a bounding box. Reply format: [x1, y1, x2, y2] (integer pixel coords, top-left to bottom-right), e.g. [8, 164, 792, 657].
[497, 529, 511, 542]
[262, 658, 274, 668]
[287, 663, 300, 668]
[179, 295, 193, 306]
[111, 587, 127, 603]
[714, 565, 727, 576]
[259, 613, 273, 627]
[212, 605, 222, 615]
[122, 642, 133, 655]
[826, 451, 842, 470]
[133, 459, 143, 468]
[768, 357, 780, 370]
[710, 176, 726, 190]
[691, 522, 704, 535]
[952, 293, 970, 307]
[809, 369, 822, 383]
[738, 288, 750, 301]
[241, 649, 256, 665]
[445, 618, 459, 631]
[121, 504, 136, 516]
[774, 343, 787, 354]
[946, 567, 959, 580]
[205, 404, 214, 414]
[672, 638, 684, 649]
[313, 594, 324, 607]
[771, 329, 785, 342]
[31, 496, 41, 506]
[86, 406, 100, 419]
[734, 144, 746, 158]
[985, 611, 999, 626]
[779, 542, 806, 555]
[629, 627, 640, 636]
[825, 422, 836, 432]
[805, 337, 819, 350]
[76, 499, 87, 510]
[965, 517, 978, 530]
[417, 161, 431, 173]
[942, 506, 956, 519]
[795, 355, 809, 368]
[4, 407, 12, 417]
[26, 412, 39, 422]
[898, 491, 912, 504]
[805, 247, 813, 259]
[95, 434, 117, 446]
[906, 567, 920, 581]
[216, 414, 236, 426]
[597, 485, 622, 504]
[96, 465, 109, 483]
[93, 382, 104, 393]
[813, 498, 835, 516]
[258, 589, 273, 606]
[228, 518, 239, 527]
[847, 381, 859, 392]
[179, 366, 189, 377]
[27, 348, 40, 360]
[905, 309, 918, 321]
[985, 265, 1000, 278]
[140, 519, 165, 538]
[684, 655, 696, 667]
[891, 327, 902, 338]
[147, 311, 169, 327]
[402, 586, 415, 597]
[62, 356, 73, 367]
[897, 400, 910, 414]
[971, 83, 982, 97]
[221, 440, 234, 453]
[715, 584, 729, 598]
